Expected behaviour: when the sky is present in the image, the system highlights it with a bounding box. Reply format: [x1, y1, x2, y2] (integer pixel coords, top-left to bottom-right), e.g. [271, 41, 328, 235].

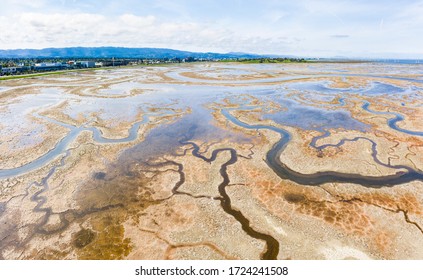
[0, 0, 422, 58]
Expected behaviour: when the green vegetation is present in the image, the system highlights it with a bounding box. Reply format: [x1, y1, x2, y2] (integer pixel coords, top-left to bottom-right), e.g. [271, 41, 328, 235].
[0, 68, 100, 80]
[222, 58, 308, 63]
[0, 71, 69, 80]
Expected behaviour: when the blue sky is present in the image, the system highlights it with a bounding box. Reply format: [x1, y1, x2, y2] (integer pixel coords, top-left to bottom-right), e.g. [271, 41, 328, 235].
[1, 0, 422, 58]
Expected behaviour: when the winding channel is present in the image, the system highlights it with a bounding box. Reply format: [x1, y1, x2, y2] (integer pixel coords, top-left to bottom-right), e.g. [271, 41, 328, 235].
[0, 110, 173, 179]
[362, 101, 423, 137]
[181, 139, 279, 260]
[221, 109, 423, 187]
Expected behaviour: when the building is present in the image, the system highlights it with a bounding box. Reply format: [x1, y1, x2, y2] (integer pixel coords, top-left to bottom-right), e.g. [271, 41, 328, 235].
[34, 62, 68, 71]
[102, 59, 128, 67]
[79, 61, 96, 68]
[1, 67, 17, 75]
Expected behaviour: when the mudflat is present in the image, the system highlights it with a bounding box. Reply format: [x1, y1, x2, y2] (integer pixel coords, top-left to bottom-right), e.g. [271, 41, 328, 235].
[1, 62, 422, 259]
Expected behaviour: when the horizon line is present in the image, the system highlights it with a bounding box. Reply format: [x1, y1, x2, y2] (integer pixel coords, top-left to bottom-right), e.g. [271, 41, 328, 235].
[0, 46, 422, 61]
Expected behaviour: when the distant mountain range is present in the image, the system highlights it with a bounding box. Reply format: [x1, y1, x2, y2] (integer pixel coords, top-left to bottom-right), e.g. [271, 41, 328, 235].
[0, 47, 276, 59]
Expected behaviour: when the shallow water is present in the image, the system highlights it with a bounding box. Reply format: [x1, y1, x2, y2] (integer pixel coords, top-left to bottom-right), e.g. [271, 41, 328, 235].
[1, 62, 422, 179]
[263, 98, 369, 131]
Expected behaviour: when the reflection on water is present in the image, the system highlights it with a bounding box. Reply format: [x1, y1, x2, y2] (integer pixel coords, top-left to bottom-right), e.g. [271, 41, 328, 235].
[120, 108, 252, 166]
[286, 80, 410, 96]
[363, 82, 405, 95]
[263, 98, 369, 131]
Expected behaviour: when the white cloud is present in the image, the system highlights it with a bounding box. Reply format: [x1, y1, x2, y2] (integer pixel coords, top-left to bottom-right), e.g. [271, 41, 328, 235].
[119, 14, 156, 27]
[0, 12, 295, 54]
[0, 1, 423, 58]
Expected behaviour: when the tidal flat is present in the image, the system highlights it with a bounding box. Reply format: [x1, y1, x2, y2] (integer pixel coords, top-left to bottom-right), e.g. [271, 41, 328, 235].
[0, 62, 422, 259]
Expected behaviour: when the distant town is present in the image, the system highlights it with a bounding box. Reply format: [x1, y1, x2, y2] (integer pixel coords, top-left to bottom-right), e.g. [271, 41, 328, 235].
[0, 47, 421, 77]
[0, 57, 307, 77]
[0, 57, 193, 76]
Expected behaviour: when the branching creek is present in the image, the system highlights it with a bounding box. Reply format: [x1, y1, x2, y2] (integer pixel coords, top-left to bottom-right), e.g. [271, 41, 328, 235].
[222, 101, 422, 188]
[179, 137, 279, 259]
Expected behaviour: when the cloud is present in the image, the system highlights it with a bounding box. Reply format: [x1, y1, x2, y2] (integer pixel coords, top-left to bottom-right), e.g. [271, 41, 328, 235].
[119, 14, 156, 27]
[0, 1, 423, 58]
[0, 12, 297, 54]
[330, 35, 350, 38]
